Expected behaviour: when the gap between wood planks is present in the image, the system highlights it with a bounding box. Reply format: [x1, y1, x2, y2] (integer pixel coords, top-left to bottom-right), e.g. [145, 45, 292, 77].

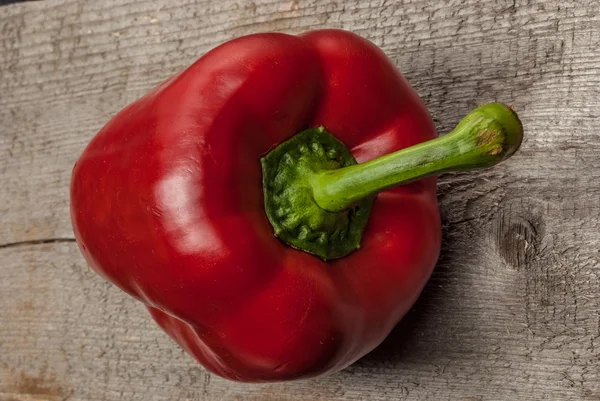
[0, 0, 41, 6]
[0, 238, 76, 249]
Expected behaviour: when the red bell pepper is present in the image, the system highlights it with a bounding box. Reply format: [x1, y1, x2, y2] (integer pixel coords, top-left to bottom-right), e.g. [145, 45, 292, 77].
[70, 29, 522, 382]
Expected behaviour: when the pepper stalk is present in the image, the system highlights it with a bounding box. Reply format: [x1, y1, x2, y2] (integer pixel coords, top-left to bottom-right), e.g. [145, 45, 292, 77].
[261, 103, 523, 260]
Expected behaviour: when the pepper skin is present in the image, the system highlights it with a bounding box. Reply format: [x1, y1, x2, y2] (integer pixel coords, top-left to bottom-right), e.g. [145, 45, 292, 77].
[71, 29, 519, 382]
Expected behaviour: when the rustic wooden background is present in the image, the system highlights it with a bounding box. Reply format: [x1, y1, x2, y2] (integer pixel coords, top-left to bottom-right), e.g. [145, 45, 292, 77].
[1, 0, 599, 400]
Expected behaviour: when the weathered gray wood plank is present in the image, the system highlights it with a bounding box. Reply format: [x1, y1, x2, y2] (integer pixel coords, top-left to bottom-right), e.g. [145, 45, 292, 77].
[1, 0, 599, 400]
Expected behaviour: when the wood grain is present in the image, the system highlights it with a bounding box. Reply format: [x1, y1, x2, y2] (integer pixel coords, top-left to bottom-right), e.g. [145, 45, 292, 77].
[1, 0, 599, 400]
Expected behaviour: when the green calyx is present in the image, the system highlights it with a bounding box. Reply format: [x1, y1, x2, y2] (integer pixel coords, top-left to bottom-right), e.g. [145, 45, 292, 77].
[261, 103, 524, 261]
[261, 127, 374, 260]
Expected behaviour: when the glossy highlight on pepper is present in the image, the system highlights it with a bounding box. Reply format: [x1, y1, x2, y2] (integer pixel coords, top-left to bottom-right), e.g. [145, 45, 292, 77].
[70, 29, 523, 382]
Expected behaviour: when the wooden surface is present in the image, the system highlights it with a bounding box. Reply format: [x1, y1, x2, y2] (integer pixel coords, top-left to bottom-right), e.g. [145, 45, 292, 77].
[1, 0, 600, 400]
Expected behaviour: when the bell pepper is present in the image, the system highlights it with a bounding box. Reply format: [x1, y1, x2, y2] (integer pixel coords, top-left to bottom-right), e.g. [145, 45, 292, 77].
[70, 29, 522, 382]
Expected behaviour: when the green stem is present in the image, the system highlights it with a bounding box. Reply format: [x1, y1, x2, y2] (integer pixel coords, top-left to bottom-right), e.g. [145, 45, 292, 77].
[311, 103, 523, 212]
